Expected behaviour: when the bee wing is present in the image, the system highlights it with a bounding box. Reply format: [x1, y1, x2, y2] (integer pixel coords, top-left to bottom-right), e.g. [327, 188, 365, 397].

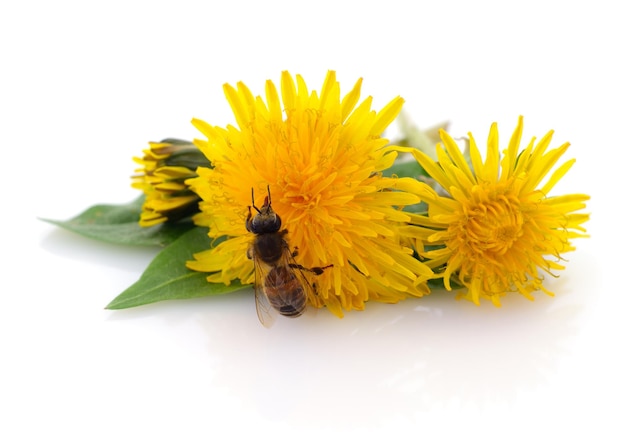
[282, 248, 318, 316]
[252, 256, 276, 328]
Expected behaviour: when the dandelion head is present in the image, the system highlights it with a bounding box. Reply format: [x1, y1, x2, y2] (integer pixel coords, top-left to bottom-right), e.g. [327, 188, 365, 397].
[411, 116, 590, 306]
[132, 139, 209, 226]
[186, 71, 434, 317]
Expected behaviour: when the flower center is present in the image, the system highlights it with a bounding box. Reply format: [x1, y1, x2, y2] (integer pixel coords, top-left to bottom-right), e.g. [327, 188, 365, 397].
[453, 185, 524, 259]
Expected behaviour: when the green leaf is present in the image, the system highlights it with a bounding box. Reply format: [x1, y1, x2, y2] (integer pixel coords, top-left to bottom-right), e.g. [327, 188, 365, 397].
[385, 155, 427, 180]
[41, 195, 195, 247]
[106, 227, 248, 309]
[426, 277, 463, 291]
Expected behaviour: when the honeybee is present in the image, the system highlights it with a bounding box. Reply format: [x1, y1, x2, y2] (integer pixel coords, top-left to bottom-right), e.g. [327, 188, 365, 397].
[246, 186, 332, 327]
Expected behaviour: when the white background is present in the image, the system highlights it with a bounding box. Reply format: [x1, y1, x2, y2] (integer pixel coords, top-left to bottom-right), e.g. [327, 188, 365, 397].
[1, 1, 624, 440]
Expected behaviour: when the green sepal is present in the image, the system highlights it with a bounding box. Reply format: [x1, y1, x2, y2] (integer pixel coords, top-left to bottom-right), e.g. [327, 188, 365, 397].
[160, 138, 212, 170]
[106, 226, 248, 309]
[41, 195, 195, 247]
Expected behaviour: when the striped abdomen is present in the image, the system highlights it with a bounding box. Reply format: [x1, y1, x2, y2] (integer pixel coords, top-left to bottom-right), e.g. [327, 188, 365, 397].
[264, 265, 307, 318]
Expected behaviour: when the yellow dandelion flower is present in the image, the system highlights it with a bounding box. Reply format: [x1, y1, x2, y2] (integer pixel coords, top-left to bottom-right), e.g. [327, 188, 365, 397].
[410, 116, 590, 306]
[186, 70, 434, 317]
[132, 139, 209, 226]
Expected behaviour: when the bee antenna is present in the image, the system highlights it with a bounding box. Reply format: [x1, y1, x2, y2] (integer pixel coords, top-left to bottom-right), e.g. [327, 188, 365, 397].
[266, 185, 272, 206]
[251, 187, 261, 213]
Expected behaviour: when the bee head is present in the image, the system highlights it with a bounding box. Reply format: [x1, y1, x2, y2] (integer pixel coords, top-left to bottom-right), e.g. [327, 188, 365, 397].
[246, 189, 283, 234]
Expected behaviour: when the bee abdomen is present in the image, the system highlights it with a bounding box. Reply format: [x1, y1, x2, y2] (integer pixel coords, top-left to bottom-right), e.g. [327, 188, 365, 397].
[277, 304, 305, 318]
[265, 266, 307, 318]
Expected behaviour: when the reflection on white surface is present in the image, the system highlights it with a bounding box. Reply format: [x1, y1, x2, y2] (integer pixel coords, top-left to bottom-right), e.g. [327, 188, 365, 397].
[200, 290, 580, 422]
[95, 242, 593, 430]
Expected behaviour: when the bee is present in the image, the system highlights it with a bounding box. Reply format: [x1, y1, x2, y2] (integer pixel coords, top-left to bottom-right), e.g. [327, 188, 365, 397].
[246, 186, 332, 327]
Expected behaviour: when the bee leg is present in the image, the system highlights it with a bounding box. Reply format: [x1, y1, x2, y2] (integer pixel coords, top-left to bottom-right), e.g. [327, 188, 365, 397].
[309, 264, 334, 275]
[291, 246, 299, 258]
[289, 263, 333, 275]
